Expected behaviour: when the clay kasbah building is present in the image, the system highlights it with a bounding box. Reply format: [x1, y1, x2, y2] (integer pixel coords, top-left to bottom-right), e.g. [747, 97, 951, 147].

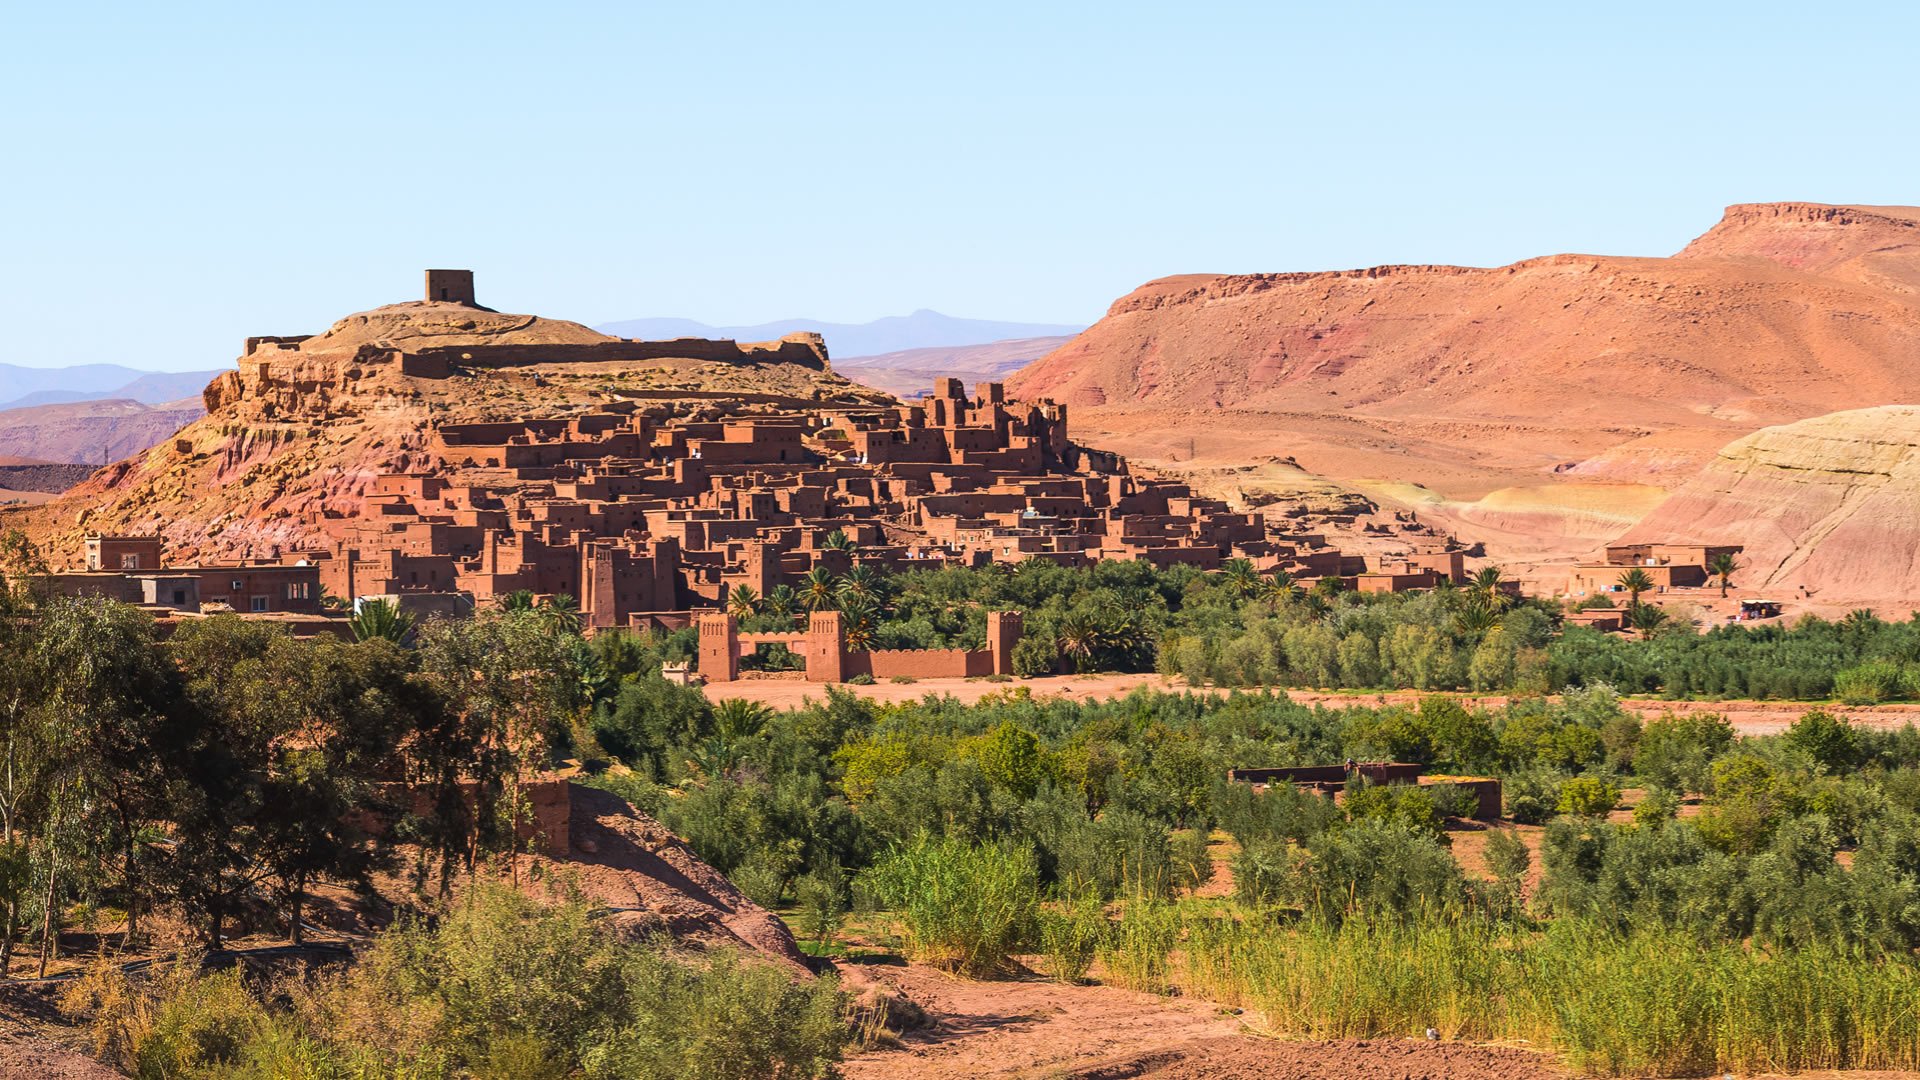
[43, 272, 1467, 677]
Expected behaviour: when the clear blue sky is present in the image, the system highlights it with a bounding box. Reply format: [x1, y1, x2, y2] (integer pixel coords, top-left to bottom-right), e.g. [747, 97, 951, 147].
[4, 1, 1915, 372]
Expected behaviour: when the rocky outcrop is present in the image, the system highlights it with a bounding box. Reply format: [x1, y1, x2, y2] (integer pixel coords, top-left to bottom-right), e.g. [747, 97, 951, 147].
[1614, 406, 1920, 603]
[554, 784, 810, 971]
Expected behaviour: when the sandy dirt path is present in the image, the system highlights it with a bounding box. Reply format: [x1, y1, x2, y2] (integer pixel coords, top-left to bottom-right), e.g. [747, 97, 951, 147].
[703, 674, 1920, 736]
[839, 958, 1562, 1080]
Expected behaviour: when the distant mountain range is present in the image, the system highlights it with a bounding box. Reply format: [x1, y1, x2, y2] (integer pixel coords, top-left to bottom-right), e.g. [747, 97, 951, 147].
[0, 397, 206, 466]
[833, 337, 1075, 399]
[593, 309, 1084, 361]
[0, 364, 228, 411]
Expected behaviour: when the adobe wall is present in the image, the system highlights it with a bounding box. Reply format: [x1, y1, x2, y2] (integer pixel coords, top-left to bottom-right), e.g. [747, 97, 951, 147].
[402, 334, 830, 378]
[700, 610, 1021, 683]
[853, 648, 976, 680]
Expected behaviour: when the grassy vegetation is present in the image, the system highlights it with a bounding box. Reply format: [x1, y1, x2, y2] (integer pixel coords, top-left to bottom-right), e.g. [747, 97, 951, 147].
[1170, 910, 1920, 1076]
[15, 533, 1920, 1077]
[59, 884, 849, 1080]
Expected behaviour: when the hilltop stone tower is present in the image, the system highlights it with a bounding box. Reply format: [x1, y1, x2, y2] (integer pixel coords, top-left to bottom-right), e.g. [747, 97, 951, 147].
[425, 269, 476, 306]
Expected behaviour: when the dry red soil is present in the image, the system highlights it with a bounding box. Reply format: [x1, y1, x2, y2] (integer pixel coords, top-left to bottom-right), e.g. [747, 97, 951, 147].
[840, 957, 1562, 1080]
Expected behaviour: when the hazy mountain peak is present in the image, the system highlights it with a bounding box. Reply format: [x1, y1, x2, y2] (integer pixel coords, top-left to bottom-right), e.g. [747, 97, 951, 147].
[593, 310, 1085, 360]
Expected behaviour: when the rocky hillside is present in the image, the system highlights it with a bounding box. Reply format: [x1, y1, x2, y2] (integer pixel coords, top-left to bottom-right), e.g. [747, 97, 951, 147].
[1005, 202, 1920, 575]
[3, 298, 891, 564]
[1009, 203, 1920, 485]
[1614, 406, 1920, 606]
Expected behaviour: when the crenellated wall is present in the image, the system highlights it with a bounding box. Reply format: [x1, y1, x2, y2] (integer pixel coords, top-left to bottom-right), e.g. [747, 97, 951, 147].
[700, 609, 1021, 683]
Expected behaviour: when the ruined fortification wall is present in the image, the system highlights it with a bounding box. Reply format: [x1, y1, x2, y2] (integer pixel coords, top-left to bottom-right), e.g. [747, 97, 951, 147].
[401, 334, 830, 378]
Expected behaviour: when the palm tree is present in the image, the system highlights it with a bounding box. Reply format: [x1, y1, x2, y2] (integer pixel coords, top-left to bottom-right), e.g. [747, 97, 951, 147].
[1628, 602, 1669, 640]
[800, 566, 840, 612]
[821, 529, 857, 553]
[1101, 611, 1150, 666]
[316, 584, 349, 612]
[726, 584, 761, 620]
[349, 598, 415, 645]
[497, 589, 538, 613]
[541, 593, 583, 636]
[1707, 552, 1740, 598]
[764, 584, 798, 621]
[1056, 615, 1101, 672]
[839, 565, 886, 606]
[1300, 591, 1333, 621]
[697, 699, 774, 780]
[712, 697, 772, 742]
[1466, 565, 1512, 614]
[1456, 600, 1502, 636]
[1257, 570, 1300, 605]
[839, 595, 879, 651]
[1218, 558, 1261, 600]
[1616, 568, 1654, 610]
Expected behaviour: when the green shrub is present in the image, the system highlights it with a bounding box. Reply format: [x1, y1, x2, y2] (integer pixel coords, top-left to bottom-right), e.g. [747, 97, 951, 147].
[1834, 662, 1902, 705]
[1295, 818, 1470, 921]
[1343, 783, 1446, 842]
[1484, 828, 1532, 883]
[1557, 777, 1621, 817]
[1170, 829, 1215, 893]
[1423, 782, 1483, 819]
[1012, 634, 1059, 677]
[1230, 840, 1294, 906]
[1632, 788, 1682, 824]
[1634, 713, 1735, 795]
[794, 865, 849, 951]
[846, 673, 876, 686]
[1048, 808, 1174, 900]
[1037, 894, 1108, 984]
[1786, 708, 1859, 770]
[1505, 769, 1567, 825]
[861, 835, 1039, 976]
[1098, 900, 1182, 993]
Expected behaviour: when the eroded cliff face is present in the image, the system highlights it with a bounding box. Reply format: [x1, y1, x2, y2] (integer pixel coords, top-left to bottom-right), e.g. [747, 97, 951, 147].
[1675, 202, 1920, 285]
[1009, 204, 1920, 433]
[1617, 406, 1920, 603]
[2, 300, 879, 565]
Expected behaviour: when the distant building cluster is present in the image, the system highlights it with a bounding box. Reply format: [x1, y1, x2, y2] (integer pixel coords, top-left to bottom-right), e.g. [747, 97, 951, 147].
[17, 271, 1476, 638]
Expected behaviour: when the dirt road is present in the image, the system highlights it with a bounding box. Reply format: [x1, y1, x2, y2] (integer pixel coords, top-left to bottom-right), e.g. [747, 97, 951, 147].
[704, 674, 1919, 736]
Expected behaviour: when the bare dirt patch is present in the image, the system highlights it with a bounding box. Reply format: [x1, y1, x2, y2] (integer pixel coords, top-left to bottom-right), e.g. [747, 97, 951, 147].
[0, 1023, 121, 1079]
[839, 957, 1249, 1080]
[839, 954, 1565, 1080]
